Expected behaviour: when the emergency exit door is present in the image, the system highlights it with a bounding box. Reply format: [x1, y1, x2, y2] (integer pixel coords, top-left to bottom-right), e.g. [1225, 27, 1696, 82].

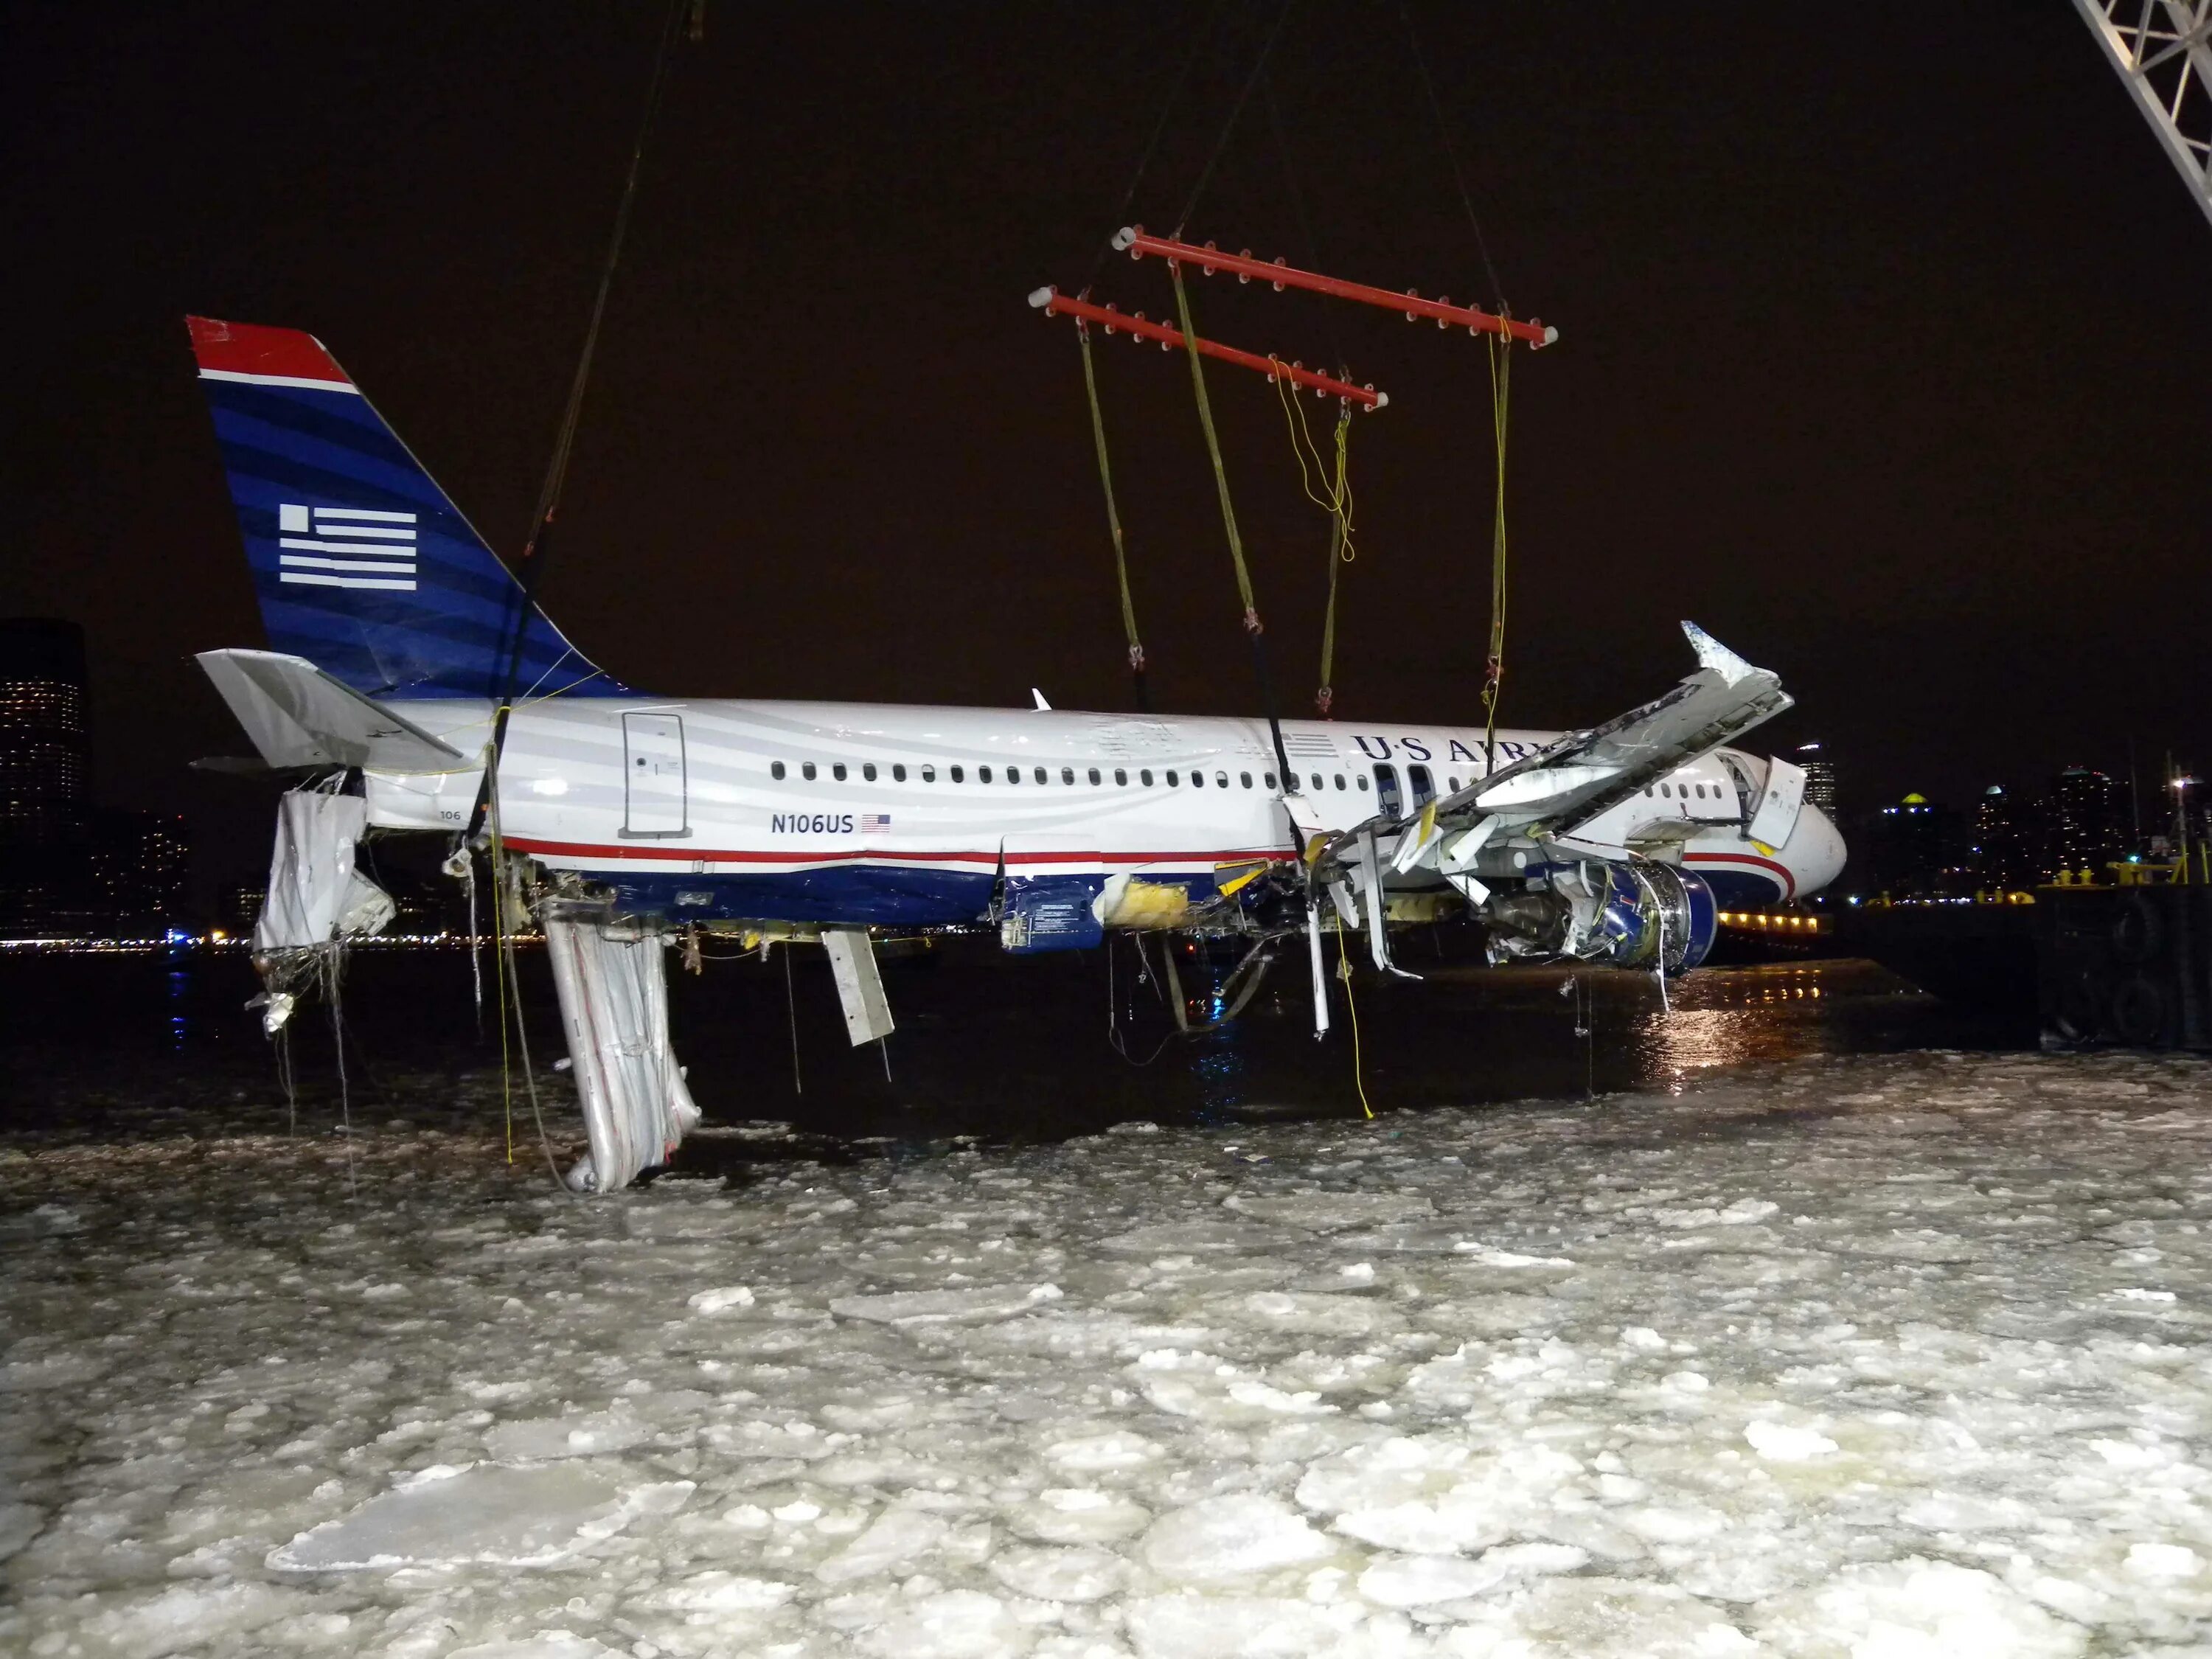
[621, 712, 688, 838]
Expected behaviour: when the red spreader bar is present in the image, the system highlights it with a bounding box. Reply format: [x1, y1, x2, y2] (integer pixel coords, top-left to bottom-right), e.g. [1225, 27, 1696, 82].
[1112, 226, 1557, 349]
[1027, 287, 1388, 410]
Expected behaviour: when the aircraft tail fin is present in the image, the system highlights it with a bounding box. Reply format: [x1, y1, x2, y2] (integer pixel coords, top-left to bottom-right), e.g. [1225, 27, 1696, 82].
[187, 316, 623, 700]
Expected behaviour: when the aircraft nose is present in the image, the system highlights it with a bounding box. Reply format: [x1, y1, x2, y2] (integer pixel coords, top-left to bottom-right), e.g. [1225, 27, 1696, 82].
[1788, 804, 1846, 897]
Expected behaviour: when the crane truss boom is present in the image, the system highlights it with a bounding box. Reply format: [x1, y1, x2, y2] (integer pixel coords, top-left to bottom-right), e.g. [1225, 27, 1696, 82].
[2073, 0, 2212, 232]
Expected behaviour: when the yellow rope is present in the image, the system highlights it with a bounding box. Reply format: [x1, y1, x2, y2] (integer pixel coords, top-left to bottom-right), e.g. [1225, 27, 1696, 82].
[1480, 328, 1512, 764]
[1332, 907, 1374, 1120]
[1270, 379, 1357, 715]
[1077, 321, 1147, 678]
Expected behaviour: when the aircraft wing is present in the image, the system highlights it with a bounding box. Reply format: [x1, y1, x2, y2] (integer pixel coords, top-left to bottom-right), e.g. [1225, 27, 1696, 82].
[1312, 622, 1793, 877]
[197, 648, 465, 773]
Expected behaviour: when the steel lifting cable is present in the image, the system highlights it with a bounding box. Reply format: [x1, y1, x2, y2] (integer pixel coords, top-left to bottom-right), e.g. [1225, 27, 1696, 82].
[1075, 318, 1150, 711]
[1480, 328, 1510, 768]
[468, 0, 690, 843]
[1169, 261, 1297, 796]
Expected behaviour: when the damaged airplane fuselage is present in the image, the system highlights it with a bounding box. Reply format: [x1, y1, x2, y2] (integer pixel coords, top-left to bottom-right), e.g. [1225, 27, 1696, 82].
[187, 314, 1843, 1185]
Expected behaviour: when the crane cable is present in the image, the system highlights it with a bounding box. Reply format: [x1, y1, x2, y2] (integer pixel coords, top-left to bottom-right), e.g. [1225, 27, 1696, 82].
[1480, 329, 1511, 768]
[1075, 316, 1150, 712]
[1272, 372, 1355, 717]
[1169, 261, 1297, 797]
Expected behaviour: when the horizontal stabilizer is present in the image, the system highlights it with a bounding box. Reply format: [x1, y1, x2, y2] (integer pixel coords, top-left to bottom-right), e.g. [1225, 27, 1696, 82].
[198, 648, 465, 773]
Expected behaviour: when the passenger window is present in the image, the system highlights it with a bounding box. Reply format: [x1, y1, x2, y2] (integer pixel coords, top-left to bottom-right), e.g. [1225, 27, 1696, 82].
[862, 762, 877, 782]
[1166, 770, 1179, 786]
[953, 765, 967, 782]
[1374, 763, 1402, 816]
[1034, 766, 1048, 785]
[1088, 767, 1102, 785]
[1115, 768, 1127, 785]
[1332, 773, 1345, 790]
[1311, 773, 1324, 791]
[771, 761, 787, 781]
[1447, 775, 1461, 793]
[980, 765, 994, 783]
[1008, 767, 1020, 785]
[1141, 769, 1155, 786]
[833, 762, 848, 782]
[1357, 775, 1369, 791]
[920, 765, 934, 782]
[892, 763, 906, 782]
[1695, 783, 1707, 799]
[1062, 766, 1075, 785]
[1264, 772, 1276, 790]
[802, 762, 818, 781]
[1192, 771, 1205, 788]
[1216, 771, 1229, 787]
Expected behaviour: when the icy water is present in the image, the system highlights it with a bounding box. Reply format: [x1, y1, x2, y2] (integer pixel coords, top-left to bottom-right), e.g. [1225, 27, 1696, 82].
[6, 957, 2210, 1656]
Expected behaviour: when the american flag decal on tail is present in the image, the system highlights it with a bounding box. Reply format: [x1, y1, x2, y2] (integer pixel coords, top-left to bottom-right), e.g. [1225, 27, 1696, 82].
[276, 504, 418, 591]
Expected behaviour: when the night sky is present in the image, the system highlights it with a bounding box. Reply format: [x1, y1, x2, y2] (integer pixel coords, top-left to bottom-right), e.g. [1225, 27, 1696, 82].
[6, 3, 2208, 888]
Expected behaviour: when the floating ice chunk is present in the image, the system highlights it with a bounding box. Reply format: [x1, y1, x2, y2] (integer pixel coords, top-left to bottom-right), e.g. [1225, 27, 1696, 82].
[1141, 1495, 1335, 1582]
[1718, 1198, 1778, 1223]
[816, 1506, 950, 1584]
[32, 1582, 302, 1659]
[2109, 1287, 2177, 1303]
[1489, 1577, 1761, 1657]
[1743, 1420, 1837, 1461]
[2124, 1542, 2202, 1579]
[1131, 1350, 1336, 1422]
[1201, 1290, 1406, 1338]
[1622, 1326, 1668, 1351]
[1099, 1220, 1301, 1256]
[1045, 1430, 1163, 1471]
[1453, 1242, 1576, 1267]
[447, 1633, 627, 1659]
[1009, 1487, 1152, 1545]
[1755, 1557, 2083, 1658]
[1357, 1552, 1505, 1606]
[1224, 1192, 1436, 1231]
[484, 1404, 650, 1461]
[687, 1285, 756, 1313]
[1295, 1436, 1582, 1554]
[704, 1417, 835, 1460]
[268, 1464, 692, 1570]
[852, 1590, 1023, 1659]
[830, 1284, 1062, 1324]
[989, 1543, 1127, 1601]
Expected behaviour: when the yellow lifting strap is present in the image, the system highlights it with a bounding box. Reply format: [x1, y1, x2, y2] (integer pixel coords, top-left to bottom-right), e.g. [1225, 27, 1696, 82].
[1075, 318, 1147, 696]
[1169, 263, 1260, 630]
[1481, 327, 1512, 765]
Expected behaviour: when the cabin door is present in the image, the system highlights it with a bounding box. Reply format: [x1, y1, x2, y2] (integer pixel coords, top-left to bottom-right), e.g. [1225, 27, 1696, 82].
[622, 712, 688, 838]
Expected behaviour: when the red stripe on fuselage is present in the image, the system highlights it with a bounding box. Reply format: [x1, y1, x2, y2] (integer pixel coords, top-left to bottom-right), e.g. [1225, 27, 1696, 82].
[1684, 849, 1795, 901]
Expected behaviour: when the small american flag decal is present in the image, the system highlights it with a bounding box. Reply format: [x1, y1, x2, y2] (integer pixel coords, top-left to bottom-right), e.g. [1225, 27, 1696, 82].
[860, 813, 891, 833]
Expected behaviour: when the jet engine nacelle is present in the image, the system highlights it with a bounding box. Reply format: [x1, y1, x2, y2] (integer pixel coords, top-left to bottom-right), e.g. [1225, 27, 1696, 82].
[1481, 860, 1717, 973]
[1587, 862, 1717, 973]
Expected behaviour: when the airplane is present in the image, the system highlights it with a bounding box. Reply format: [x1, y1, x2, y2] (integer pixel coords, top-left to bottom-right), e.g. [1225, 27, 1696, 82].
[184, 315, 1843, 1180]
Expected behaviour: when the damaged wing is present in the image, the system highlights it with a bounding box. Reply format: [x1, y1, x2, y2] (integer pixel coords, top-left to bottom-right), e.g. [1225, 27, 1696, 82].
[1315, 622, 1792, 876]
[198, 648, 465, 773]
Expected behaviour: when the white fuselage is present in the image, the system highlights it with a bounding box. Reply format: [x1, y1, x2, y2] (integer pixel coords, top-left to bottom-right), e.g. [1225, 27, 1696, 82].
[360, 698, 1843, 931]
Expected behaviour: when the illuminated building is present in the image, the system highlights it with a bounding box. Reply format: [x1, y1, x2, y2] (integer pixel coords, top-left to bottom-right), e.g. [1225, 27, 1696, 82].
[86, 811, 191, 933]
[1969, 785, 2033, 890]
[2042, 767, 2124, 881]
[0, 619, 94, 931]
[1794, 742, 1837, 816]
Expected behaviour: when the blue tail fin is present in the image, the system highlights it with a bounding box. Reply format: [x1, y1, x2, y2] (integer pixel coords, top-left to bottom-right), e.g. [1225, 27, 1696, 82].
[187, 316, 626, 700]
